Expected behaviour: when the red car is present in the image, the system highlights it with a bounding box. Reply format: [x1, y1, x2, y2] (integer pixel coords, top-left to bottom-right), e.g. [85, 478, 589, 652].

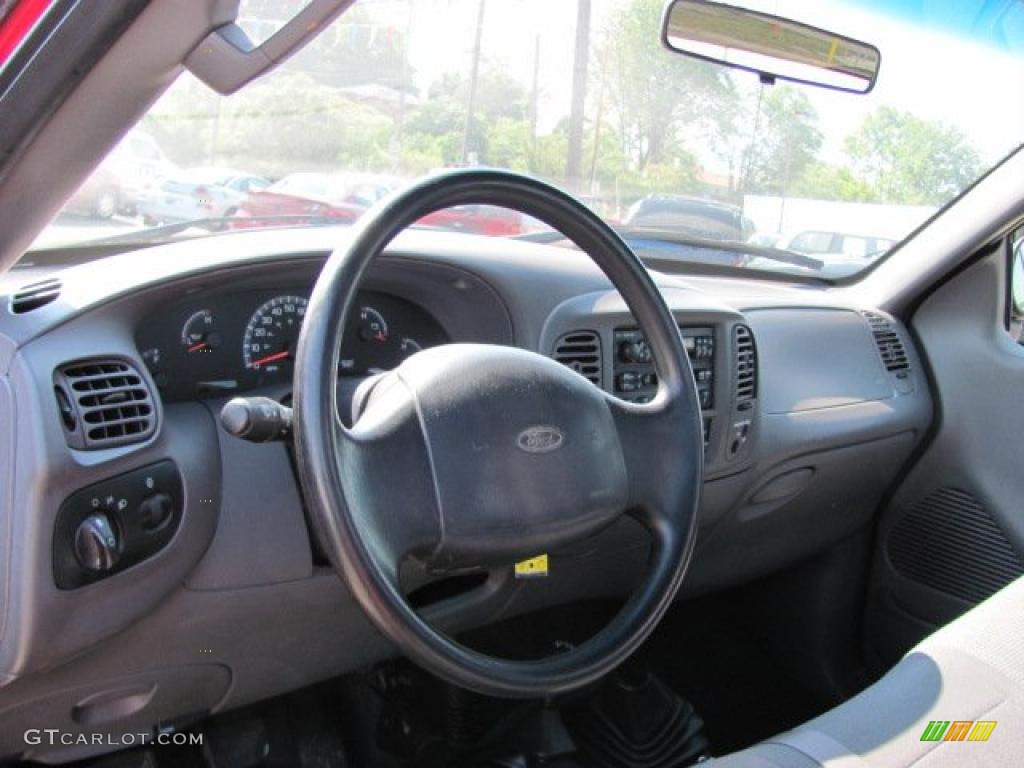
[231, 172, 396, 229]
[418, 204, 528, 237]
[233, 172, 527, 236]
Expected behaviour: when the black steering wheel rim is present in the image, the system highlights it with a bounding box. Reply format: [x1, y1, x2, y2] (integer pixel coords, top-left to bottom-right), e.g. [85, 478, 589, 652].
[293, 169, 703, 698]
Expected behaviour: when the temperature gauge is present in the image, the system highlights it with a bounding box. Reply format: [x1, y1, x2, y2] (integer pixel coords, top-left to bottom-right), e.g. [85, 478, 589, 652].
[181, 309, 221, 353]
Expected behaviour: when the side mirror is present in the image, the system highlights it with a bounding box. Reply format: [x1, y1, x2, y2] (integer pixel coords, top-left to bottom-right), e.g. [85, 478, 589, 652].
[1011, 242, 1024, 317]
[185, 0, 357, 95]
[661, 0, 880, 93]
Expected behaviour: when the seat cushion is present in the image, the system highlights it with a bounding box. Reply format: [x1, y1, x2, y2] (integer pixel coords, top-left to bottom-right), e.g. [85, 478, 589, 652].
[708, 576, 1024, 767]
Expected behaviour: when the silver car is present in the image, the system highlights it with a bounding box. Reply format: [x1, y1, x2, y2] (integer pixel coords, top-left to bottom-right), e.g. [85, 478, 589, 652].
[138, 167, 269, 226]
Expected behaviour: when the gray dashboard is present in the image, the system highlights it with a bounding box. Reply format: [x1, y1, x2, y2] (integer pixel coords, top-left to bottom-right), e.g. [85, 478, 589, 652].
[0, 227, 931, 763]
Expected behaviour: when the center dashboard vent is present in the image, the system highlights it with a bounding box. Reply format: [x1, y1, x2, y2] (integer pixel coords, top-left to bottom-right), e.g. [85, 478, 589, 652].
[863, 311, 909, 372]
[553, 330, 602, 386]
[734, 324, 757, 402]
[54, 359, 157, 450]
[10, 278, 61, 313]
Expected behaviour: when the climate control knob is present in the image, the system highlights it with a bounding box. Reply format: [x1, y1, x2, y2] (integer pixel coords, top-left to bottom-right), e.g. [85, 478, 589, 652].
[618, 339, 651, 364]
[74, 513, 120, 573]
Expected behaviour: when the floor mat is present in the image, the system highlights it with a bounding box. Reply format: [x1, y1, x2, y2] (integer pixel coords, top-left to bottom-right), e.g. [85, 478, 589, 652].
[636, 600, 832, 755]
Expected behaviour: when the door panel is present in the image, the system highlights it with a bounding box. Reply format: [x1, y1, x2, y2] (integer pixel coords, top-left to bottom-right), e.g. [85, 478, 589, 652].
[867, 243, 1024, 667]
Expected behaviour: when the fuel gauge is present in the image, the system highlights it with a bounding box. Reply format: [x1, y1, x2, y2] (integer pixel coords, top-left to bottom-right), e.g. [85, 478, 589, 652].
[399, 337, 422, 359]
[181, 310, 221, 354]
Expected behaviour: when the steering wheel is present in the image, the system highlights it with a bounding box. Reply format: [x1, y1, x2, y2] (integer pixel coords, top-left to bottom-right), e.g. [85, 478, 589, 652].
[293, 169, 703, 698]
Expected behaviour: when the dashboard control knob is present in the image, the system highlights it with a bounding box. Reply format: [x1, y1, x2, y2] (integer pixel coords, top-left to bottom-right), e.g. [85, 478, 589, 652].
[74, 513, 120, 573]
[138, 492, 174, 531]
[618, 340, 651, 363]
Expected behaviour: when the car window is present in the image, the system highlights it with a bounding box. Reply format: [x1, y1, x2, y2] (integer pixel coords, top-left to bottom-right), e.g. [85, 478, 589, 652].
[840, 236, 869, 258]
[789, 231, 835, 254]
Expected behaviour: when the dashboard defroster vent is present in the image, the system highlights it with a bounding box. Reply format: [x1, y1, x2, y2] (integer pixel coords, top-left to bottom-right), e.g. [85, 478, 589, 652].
[553, 331, 602, 386]
[55, 359, 157, 450]
[10, 278, 61, 313]
[863, 311, 909, 372]
[734, 325, 757, 402]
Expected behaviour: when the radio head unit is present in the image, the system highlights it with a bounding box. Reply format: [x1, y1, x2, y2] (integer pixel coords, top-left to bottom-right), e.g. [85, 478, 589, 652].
[612, 326, 714, 408]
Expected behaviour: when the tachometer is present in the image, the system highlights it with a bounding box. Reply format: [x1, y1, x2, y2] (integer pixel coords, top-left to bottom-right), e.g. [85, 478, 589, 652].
[242, 295, 309, 373]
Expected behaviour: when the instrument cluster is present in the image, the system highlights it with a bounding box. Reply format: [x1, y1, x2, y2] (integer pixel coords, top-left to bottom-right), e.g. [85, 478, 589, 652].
[135, 288, 448, 402]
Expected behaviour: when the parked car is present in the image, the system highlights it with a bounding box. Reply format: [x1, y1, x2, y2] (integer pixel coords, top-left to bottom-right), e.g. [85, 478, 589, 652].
[231, 172, 397, 228]
[59, 131, 176, 219]
[62, 164, 122, 219]
[138, 167, 269, 226]
[104, 130, 177, 214]
[783, 230, 896, 260]
[625, 194, 755, 242]
[417, 204, 528, 236]
[745, 230, 897, 278]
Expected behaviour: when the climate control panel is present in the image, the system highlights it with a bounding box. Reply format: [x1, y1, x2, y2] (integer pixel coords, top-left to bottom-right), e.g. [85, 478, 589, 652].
[53, 460, 184, 589]
[613, 326, 715, 408]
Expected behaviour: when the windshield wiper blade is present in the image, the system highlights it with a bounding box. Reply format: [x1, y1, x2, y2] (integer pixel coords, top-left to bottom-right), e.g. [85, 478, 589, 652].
[518, 226, 825, 271]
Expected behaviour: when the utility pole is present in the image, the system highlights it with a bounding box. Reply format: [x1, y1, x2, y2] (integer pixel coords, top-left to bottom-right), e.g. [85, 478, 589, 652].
[588, 80, 604, 194]
[566, 0, 591, 192]
[392, 1, 414, 173]
[461, 0, 486, 165]
[529, 33, 540, 173]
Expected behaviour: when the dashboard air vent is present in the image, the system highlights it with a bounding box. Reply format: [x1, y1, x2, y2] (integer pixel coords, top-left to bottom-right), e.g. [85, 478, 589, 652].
[863, 311, 909, 372]
[553, 331, 602, 386]
[734, 325, 757, 402]
[10, 278, 61, 313]
[55, 359, 156, 449]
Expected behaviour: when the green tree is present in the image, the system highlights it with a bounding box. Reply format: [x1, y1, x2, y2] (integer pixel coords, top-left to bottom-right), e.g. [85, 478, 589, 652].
[599, 0, 733, 173]
[744, 86, 823, 195]
[845, 106, 982, 204]
[792, 162, 875, 202]
[243, 3, 414, 92]
[428, 69, 529, 122]
[145, 73, 395, 178]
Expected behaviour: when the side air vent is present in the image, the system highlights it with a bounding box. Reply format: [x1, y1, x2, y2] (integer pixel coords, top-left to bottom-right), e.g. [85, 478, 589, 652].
[10, 278, 61, 313]
[734, 325, 757, 401]
[54, 359, 157, 450]
[887, 487, 1024, 604]
[553, 331, 602, 386]
[863, 311, 909, 372]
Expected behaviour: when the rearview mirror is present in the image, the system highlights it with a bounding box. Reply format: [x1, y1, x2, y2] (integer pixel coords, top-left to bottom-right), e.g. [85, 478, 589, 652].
[661, 0, 880, 93]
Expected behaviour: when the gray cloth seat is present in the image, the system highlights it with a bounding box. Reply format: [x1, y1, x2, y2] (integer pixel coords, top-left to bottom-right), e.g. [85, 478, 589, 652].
[708, 576, 1024, 767]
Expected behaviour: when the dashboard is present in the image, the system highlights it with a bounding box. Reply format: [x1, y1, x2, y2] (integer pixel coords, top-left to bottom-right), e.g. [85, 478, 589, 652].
[0, 226, 933, 763]
[135, 288, 448, 401]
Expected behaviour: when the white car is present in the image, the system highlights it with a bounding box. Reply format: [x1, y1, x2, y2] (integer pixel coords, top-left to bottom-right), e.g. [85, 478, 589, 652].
[138, 167, 270, 226]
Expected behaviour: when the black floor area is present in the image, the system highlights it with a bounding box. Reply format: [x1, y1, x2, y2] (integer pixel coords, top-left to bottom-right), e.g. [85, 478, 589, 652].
[634, 599, 833, 755]
[38, 594, 835, 768]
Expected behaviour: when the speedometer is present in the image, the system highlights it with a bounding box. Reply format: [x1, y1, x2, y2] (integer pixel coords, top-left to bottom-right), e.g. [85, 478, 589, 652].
[242, 295, 308, 374]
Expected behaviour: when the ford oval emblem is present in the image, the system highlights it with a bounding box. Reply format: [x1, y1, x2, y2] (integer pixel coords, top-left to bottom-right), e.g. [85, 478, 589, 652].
[517, 425, 564, 454]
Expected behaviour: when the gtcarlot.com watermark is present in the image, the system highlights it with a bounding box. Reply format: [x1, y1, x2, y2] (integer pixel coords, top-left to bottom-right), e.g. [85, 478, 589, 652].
[24, 729, 203, 747]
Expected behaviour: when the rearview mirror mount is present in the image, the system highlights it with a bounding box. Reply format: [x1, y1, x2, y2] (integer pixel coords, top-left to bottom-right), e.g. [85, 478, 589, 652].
[661, 0, 880, 93]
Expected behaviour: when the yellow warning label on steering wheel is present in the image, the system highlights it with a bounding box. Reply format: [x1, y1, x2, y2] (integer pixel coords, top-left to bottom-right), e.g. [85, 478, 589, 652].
[514, 554, 549, 579]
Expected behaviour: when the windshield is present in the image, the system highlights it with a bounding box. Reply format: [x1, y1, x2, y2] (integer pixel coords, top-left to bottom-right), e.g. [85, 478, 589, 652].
[29, 0, 1024, 279]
